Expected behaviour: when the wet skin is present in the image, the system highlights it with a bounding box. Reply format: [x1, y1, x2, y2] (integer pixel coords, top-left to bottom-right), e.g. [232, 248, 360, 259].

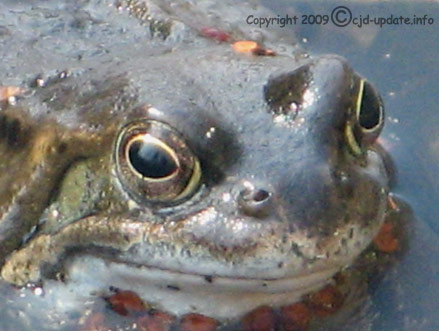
[0, 0, 388, 324]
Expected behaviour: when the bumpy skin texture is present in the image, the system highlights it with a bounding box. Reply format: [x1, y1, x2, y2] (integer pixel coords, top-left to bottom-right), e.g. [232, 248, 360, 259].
[0, 0, 388, 327]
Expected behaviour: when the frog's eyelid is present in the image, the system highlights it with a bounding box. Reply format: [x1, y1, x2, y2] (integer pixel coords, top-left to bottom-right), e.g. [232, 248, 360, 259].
[345, 124, 362, 156]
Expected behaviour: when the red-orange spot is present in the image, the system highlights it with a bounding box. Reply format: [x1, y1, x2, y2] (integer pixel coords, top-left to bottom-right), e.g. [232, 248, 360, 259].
[278, 303, 312, 331]
[201, 27, 230, 42]
[180, 313, 219, 331]
[242, 306, 276, 331]
[388, 196, 399, 211]
[232, 41, 276, 56]
[137, 310, 176, 331]
[106, 290, 147, 316]
[373, 222, 399, 253]
[306, 285, 344, 317]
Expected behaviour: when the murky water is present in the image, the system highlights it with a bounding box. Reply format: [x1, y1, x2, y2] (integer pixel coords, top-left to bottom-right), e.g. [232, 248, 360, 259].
[260, 2, 439, 330]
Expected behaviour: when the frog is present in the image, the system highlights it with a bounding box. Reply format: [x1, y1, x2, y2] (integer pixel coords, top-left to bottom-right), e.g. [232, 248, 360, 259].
[0, 0, 389, 329]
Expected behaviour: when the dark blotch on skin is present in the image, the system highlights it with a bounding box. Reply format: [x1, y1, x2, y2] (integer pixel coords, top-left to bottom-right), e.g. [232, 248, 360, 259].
[0, 115, 7, 139]
[6, 118, 21, 146]
[57, 142, 67, 154]
[264, 65, 312, 120]
[167, 284, 181, 291]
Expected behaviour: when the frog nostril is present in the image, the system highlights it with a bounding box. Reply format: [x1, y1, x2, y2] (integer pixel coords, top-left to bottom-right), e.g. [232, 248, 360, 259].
[238, 186, 272, 218]
[248, 189, 270, 202]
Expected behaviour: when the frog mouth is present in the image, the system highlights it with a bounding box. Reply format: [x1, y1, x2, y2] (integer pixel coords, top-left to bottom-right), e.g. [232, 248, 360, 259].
[1, 210, 377, 320]
[65, 254, 340, 320]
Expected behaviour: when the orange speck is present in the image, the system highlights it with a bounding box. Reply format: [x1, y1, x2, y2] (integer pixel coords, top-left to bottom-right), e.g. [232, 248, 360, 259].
[0, 86, 24, 101]
[241, 306, 276, 331]
[388, 195, 399, 211]
[278, 303, 312, 331]
[106, 290, 147, 316]
[232, 41, 276, 56]
[180, 313, 219, 331]
[233, 40, 258, 53]
[306, 285, 344, 317]
[373, 222, 399, 253]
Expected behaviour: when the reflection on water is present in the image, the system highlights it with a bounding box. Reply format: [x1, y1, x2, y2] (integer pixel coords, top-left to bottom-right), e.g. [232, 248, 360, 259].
[261, 2, 439, 330]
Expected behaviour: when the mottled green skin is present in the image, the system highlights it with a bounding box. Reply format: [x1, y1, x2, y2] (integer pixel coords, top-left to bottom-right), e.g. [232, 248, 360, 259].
[0, 0, 389, 327]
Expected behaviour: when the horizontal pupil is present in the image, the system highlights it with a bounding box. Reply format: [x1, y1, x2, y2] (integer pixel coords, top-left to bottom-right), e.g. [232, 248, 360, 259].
[128, 140, 177, 178]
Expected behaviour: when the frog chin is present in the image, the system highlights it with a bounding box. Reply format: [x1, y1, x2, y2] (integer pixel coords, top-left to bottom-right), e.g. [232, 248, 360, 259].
[65, 255, 339, 320]
[60, 218, 380, 320]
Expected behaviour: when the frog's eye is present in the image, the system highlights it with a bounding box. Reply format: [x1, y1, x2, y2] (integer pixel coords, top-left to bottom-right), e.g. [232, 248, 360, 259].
[115, 120, 201, 204]
[346, 79, 384, 155]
